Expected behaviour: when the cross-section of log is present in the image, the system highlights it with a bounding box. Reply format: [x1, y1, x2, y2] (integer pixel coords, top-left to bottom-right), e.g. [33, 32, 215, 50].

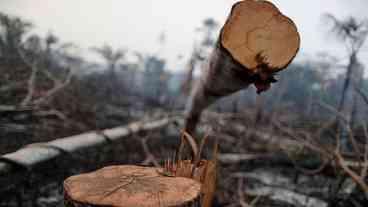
[64, 165, 201, 207]
[184, 0, 300, 134]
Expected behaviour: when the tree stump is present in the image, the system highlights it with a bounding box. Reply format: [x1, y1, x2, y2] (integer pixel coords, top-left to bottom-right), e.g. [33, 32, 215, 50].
[64, 165, 201, 207]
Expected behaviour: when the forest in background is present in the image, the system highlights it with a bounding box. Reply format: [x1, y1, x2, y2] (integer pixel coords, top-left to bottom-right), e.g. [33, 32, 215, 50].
[1, 11, 368, 153]
[1, 7, 368, 207]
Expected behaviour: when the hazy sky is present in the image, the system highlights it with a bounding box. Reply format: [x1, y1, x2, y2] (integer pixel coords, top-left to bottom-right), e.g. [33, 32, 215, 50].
[1, 0, 368, 71]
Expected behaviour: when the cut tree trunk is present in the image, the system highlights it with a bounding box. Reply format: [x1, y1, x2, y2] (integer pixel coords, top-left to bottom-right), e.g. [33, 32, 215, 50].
[184, 0, 300, 135]
[64, 165, 201, 207]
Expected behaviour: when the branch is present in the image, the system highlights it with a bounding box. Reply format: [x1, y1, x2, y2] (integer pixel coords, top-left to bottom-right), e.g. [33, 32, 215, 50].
[314, 101, 349, 124]
[32, 68, 73, 106]
[18, 48, 39, 107]
[355, 86, 368, 106]
[33, 109, 68, 120]
[42, 69, 61, 84]
[237, 178, 252, 207]
[334, 150, 368, 196]
[16, 46, 73, 107]
[0, 81, 25, 92]
[361, 124, 368, 178]
[315, 101, 364, 158]
[139, 135, 160, 167]
[0, 105, 17, 111]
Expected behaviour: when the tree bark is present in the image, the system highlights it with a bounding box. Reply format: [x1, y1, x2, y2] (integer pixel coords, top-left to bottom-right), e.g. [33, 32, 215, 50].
[184, 44, 254, 134]
[183, 0, 300, 136]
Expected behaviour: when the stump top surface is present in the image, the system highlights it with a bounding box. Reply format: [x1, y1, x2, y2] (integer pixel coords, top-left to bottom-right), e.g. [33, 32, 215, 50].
[64, 165, 201, 207]
[221, 0, 300, 72]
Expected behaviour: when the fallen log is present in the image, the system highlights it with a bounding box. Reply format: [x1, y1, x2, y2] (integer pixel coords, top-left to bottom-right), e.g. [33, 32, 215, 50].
[0, 117, 173, 192]
[184, 0, 300, 135]
[219, 153, 280, 164]
[219, 153, 367, 174]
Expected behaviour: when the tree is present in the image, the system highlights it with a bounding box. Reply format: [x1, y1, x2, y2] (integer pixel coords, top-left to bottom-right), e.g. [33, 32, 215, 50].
[143, 55, 168, 105]
[324, 14, 368, 123]
[91, 44, 125, 73]
[90, 44, 126, 100]
[324, 14, 368, 152]
[0, 12, 32, 59]
[0, 13, 74, 107]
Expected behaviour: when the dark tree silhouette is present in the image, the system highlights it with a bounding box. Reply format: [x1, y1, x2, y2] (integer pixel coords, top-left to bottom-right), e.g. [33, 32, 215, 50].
[90, 44, 126, 100]
[0, 13, 32, 59]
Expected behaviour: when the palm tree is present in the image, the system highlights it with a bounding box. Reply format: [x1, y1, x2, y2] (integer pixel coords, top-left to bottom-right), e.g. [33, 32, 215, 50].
[90, 44, 126, 99]
[91, 44, 125, 77]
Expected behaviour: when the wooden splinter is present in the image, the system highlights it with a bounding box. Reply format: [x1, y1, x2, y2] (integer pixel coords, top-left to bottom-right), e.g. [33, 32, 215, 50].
[64, 165, 201, 207]
[184, 0, 300, 135]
